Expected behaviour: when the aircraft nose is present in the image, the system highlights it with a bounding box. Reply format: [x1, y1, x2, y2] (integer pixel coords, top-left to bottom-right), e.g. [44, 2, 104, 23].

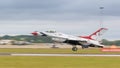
[31, 31, 38, 36]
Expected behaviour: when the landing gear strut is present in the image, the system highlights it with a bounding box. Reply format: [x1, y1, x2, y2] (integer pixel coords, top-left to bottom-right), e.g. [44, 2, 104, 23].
[72, 47, 78, 51]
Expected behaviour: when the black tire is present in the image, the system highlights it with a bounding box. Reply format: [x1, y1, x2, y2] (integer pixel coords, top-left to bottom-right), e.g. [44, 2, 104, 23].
[72, 47, 78, 51]
[82, 45, 89, 49]
[98, 46, 104, 48]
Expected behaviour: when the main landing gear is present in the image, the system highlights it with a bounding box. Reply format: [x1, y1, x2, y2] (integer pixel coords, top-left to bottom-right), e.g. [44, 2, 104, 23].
[72, 47, 78, 51]
[72, 45, 89, 51]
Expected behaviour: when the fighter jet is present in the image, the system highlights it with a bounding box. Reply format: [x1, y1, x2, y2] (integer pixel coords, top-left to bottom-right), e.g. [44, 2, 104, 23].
[31, 28, 108, 51]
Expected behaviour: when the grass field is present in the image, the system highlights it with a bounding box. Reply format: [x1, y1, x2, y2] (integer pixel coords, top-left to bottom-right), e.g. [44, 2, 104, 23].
[0, 56, 120, 68]
[0, 48, 120, 54]
[0, 48, 120, 68]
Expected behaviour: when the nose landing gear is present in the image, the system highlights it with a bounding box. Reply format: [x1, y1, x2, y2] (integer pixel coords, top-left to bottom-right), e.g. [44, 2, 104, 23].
[72, 47, 78, 51]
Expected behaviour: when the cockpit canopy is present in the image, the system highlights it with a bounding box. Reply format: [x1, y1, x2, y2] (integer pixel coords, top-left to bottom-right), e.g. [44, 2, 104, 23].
[46, 30, 56, 33]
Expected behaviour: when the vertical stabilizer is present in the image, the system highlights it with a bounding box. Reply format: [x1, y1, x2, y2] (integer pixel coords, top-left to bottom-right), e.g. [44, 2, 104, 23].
[80, 28, 108, 40]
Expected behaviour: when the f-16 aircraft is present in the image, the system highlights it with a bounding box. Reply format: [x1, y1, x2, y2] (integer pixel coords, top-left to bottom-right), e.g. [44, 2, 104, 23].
[31, 28, 108, 51]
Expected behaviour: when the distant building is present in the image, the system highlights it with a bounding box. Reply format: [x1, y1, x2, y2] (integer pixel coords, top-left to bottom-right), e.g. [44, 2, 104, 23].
[0, 40, 14, 45]
[11, 41, 32, 45]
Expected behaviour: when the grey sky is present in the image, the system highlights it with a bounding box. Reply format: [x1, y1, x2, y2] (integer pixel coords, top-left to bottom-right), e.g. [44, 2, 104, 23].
[0, 0, 120, 40]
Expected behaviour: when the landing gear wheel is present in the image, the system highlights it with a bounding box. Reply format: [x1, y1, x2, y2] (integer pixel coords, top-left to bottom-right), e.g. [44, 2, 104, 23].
[72, 47, 78, 51]
[98, 46, 104, 48]
[82, 45, 89, 49]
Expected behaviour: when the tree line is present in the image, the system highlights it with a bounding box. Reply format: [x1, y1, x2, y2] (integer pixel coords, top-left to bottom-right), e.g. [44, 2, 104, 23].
[0, 35, 120, 46]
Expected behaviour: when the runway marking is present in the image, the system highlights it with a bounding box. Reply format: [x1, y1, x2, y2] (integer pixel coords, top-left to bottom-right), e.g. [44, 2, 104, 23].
[11, 54, 120, 56]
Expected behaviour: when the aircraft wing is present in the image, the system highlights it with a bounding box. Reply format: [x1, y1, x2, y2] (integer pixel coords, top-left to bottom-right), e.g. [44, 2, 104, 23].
[66, 35, 88, 41]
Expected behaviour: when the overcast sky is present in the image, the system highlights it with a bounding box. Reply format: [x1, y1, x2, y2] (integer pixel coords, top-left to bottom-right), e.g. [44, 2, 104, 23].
[0, 0, 120, 40]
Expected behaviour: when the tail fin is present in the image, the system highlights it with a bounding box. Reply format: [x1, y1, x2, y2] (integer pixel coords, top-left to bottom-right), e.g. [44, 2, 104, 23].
[80, 28, 108, 40]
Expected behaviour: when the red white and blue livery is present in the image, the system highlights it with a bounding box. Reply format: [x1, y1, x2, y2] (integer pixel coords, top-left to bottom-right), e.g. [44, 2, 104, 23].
[31, 28, 108, 51]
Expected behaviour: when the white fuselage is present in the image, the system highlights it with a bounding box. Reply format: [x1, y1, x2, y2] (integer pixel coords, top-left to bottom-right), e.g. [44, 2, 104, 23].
[40, 31, 103, 47]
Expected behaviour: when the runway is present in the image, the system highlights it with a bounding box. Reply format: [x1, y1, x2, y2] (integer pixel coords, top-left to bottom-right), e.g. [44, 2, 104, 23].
[0, 53, 120, 56]
[10, 54, 120, 57]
